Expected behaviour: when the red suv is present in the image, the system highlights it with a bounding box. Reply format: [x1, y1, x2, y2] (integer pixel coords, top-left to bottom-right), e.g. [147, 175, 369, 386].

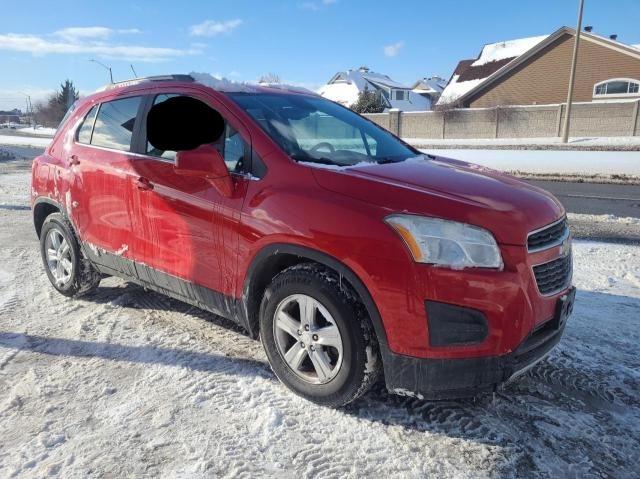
[31, 74, 575, 406]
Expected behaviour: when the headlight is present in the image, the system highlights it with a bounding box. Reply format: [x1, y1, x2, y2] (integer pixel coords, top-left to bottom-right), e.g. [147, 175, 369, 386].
[385, 214, 503, 269]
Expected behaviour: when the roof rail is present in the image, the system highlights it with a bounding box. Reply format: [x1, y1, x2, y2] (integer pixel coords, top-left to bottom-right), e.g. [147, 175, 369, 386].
[97, 74, 195, 92]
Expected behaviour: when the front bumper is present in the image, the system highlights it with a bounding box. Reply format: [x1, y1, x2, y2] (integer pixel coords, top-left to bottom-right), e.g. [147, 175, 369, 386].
[381, 287, 574, 399]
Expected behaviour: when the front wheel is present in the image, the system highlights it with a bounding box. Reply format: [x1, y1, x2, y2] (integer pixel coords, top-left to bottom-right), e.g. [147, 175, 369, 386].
[40, 213, 101, 297]
[259, 264, 380, 407]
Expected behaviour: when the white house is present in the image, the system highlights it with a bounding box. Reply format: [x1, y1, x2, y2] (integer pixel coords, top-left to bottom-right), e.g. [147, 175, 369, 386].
[318, 67, 433, 111]
[411, 76, 448, 104]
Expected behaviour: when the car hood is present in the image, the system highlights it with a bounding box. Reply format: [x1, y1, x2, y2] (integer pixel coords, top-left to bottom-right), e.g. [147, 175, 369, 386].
[310, 155, 564, 246]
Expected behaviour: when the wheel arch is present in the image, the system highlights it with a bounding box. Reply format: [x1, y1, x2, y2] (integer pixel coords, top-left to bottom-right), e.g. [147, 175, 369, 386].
[240, 243, 388, 351]
[33, 198, 64, 238]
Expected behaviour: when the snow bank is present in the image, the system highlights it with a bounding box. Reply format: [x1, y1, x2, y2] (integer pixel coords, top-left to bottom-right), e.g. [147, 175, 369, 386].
[17, 126, 57, 137]
[0, 134, 51, 148]
[421, 148, 640, 178]
[407, 136, 640, 149]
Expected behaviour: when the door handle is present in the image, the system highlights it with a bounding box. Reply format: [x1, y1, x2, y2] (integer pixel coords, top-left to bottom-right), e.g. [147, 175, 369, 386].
[135, 177, 154, 191]
[68, 155, 80, 166]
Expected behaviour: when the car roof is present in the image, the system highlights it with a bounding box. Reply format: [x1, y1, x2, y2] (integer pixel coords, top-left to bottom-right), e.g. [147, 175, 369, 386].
[87, 73, 317, 104]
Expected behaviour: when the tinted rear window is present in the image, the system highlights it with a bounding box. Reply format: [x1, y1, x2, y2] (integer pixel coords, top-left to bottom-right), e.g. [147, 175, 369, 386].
[91, 96, 141, 151]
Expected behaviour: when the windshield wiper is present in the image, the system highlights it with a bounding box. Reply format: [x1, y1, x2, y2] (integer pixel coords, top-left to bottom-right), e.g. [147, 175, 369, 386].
[290, 154, 339, 166]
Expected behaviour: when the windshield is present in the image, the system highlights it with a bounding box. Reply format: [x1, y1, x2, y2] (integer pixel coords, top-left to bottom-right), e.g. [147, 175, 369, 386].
[226, 92, 418, 166]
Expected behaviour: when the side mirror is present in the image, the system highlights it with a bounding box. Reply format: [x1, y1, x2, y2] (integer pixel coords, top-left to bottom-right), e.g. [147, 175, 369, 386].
[175, 145, 233, 197]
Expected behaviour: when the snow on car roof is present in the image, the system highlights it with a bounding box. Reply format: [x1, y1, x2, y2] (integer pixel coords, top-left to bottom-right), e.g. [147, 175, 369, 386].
[190, 72, 317, 95]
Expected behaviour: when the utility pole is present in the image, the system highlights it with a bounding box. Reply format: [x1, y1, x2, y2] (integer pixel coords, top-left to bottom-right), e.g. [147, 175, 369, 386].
[18, 91, 33, 128]
[90, 59, 114, 83]
[561, 0, 585, 143]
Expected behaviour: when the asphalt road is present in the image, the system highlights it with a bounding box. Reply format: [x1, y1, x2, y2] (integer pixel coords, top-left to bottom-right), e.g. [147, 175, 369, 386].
[1, 144, 638, 243]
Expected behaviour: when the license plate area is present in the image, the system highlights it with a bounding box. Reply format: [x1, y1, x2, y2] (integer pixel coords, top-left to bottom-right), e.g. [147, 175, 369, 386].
[552, 287, 576, 330]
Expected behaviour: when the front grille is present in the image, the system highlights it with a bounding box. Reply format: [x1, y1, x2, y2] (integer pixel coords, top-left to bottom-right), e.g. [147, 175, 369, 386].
[528, 218, 569, 252]
[533, 254, 572, 295]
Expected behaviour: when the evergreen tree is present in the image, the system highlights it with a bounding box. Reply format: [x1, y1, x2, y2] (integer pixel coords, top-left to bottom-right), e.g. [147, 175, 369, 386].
[351, 87, 386, 114]
[34, 79, 80, 127]
[57, 80, 80, 111]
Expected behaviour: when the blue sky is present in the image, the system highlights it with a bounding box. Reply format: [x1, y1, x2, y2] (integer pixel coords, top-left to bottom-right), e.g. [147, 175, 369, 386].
[1, 0, 639, 110]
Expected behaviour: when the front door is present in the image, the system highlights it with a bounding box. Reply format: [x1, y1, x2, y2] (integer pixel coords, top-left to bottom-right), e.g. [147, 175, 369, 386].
[130, 92, 250, 314]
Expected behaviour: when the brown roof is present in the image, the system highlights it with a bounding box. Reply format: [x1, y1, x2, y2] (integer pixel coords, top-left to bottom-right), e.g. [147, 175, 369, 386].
[457, 57, 516, 82]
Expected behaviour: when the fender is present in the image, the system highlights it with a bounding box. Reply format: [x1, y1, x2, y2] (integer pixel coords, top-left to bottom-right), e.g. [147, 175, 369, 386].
[32, 197, 72, 238]
[240, 243, 389, 352]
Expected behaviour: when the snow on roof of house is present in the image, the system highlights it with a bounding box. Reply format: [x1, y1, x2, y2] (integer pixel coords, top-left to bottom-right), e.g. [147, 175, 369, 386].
[631, 43, 640, 50]
[471, 35, 548, 67]
[438, 34, 548, 105]
[411, 76, 448, 93]
[318, 67, 410, 106]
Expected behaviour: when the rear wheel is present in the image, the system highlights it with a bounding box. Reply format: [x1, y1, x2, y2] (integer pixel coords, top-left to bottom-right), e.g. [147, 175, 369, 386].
[40, 213, 101, 297]
[260, 263, 380, 407]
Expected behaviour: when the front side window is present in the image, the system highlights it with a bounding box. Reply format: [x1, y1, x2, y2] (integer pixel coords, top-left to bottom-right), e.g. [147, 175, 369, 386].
[593, 79, 640, 97]
[146, 93, 248, 173]
[227, 92, 416, 167]
[221, 125, 247, 173]
[91, 96, 141, 151]
[76, 105, 98, 144]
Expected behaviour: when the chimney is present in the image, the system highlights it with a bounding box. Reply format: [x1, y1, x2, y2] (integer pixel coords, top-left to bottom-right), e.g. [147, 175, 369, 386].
[610, 34, 618, 41]
[584, 25, 593, 32]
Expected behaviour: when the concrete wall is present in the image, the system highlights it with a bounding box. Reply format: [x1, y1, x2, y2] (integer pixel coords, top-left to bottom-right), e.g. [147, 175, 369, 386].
[363, 100, 640, 139]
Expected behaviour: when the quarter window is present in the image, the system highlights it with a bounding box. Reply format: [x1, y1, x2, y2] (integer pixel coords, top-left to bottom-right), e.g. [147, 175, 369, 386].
[91, 96, 142, 151]
[593, 79, 640, 97]
[76, 105, 98, 144]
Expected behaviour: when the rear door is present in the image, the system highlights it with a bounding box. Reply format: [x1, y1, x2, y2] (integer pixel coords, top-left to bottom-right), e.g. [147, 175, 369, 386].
[68, 95, 145, 274]
[130, 90, 251, 308]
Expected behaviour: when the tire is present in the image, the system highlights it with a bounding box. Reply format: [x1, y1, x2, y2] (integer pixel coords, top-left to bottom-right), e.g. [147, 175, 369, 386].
[40, 212, 101, 298]
[259, 263, 381, 407]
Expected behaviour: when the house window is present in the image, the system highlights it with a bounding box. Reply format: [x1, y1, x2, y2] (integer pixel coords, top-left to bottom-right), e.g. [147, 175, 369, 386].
[391, 89, 408, 101]
[593, 79, 640, 97]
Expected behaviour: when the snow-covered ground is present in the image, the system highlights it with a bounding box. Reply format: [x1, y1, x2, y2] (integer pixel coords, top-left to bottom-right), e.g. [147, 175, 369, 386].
[0, 134, 52, 149]
[1, 169, 639, 477]
[16, 126, 57, 137]
[421, 148, 640, 179]
[408, 136, 640, 149]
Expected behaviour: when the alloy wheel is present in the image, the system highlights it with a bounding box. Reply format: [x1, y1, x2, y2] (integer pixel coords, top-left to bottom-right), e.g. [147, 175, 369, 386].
[45, 228, 73, 287]
[273, 294, 344, 384]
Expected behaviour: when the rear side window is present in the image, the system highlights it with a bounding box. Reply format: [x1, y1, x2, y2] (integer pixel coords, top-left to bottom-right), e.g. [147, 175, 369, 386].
[91, 96, 141, 151]
[76, 105, 98, 144]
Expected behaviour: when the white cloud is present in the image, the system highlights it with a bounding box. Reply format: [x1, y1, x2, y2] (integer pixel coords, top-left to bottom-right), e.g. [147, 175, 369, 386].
[54, 27, 141, 41]
[383, 41, 404, 57]
[0, 87, 54, 111]
[0, 31, 198, 62]
[301, 0, 338, 10]
[189, 19, 243, 37]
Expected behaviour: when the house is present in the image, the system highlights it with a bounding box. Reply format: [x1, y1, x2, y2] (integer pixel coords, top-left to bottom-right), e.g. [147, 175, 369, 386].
[318, 67, 433, 111]
[411, 76, 448, 104]
[438, 27, 640, 108]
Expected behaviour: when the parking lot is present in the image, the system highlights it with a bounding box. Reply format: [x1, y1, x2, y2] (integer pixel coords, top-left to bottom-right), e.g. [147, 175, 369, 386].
[1, 156, 639, 478]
